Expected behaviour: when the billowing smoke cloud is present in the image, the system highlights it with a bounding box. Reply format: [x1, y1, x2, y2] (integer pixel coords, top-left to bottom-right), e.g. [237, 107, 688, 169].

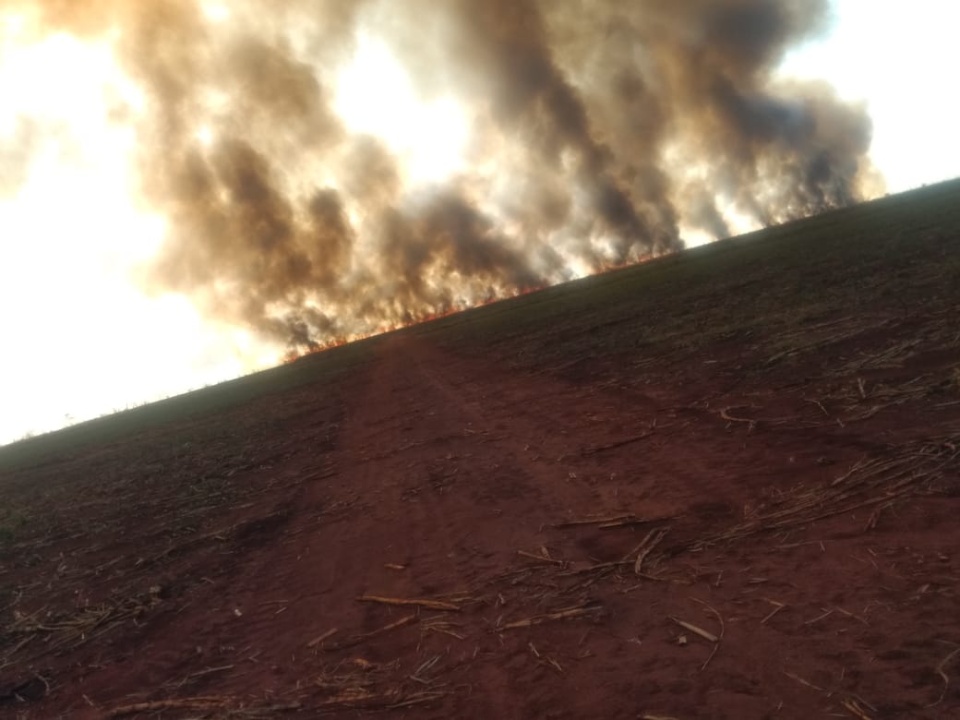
[3, 0, 880, 350]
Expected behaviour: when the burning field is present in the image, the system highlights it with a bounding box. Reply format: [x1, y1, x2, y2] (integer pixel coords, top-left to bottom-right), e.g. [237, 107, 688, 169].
[2, 0, 881, 354]
[1, 180, 959, 718]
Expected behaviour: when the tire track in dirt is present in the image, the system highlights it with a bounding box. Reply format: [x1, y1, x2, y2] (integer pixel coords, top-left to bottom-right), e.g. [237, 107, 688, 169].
[194, 333, 700, 717]
[358, 337, 623, 717]
[314, 335, 714, 718]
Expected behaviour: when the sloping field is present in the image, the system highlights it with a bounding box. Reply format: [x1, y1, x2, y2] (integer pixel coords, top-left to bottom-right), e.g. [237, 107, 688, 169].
[2, 179, 959, 719]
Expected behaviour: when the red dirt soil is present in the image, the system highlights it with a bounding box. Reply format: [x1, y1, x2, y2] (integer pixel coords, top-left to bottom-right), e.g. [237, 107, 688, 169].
[2, 194, 960, 718]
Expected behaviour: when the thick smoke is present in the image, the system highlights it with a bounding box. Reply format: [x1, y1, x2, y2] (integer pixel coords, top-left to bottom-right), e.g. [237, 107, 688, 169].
[5, 0, 879, 350]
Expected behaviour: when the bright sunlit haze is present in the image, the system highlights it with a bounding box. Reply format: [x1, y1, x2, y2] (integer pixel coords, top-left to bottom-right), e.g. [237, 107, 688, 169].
[1, 1, 958, 445]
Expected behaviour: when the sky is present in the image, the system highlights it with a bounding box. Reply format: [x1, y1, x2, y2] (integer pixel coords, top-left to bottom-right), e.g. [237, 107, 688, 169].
[780, 0, 959, 193]
[0, 0, 958, 446]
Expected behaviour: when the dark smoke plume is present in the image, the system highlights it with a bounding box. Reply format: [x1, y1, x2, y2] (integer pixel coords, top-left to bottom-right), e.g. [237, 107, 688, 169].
[5, 0, 880, 350]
